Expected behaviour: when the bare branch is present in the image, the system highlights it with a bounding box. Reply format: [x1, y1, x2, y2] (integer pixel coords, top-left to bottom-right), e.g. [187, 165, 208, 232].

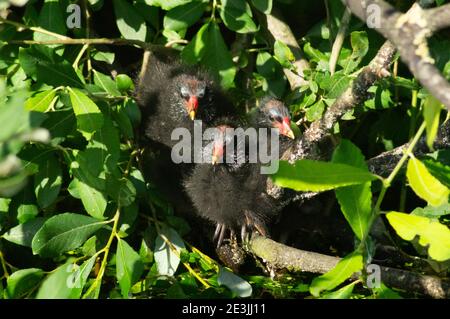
[250, 236, 450, 298]
[342, 1, 450, 110]
[258, 9, 310, 88]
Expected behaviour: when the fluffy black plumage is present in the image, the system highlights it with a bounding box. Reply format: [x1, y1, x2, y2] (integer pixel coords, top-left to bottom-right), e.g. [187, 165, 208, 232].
[135, 56, 237, 212]
[136, 55, 234, 148]
[249, 97, 295, 151]
[184, 120, 278, 248]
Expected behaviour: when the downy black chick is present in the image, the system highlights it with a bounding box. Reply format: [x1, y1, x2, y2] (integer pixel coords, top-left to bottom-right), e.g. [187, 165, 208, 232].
[248, 96, 296, 153]
[136, 55, 234, 148]
[184, 120, 278, 248]
[135, 55, 237, 212]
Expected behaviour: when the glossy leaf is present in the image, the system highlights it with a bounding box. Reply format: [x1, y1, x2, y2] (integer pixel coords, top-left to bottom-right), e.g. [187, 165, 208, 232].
[310, 251, 363, 296]
[217, 267, 252, 297]
[386, 212, 450, 261]
[3, 217, 46, 247]
[25, 89, 56, 112]
[69, 177, 107, 219]
[6, 268, 44, 298]
[34, 0, 67, 42]
[201, 23, 236, 89]
[31, 213, 106, 257]
[93, 70, 121, 97]
[34, 154, 62, 209]
[154, 226, 185, 276]
[113, 0, 147, 41]
[333, 140, 373, 241]
[36, 263, 83, 299]
[68, 88, 104, 140]
[271, 160, 377, 192]
[423, 95, 442, 149]
[181, 22, 209, 64]
[116, 238, 144, 298]
[145, 0, 191, 10]
[164, 1, 207, 31]
[406, 156, 449, 207]
[251, 0, 272, 14]
[220, 0, 258, 33]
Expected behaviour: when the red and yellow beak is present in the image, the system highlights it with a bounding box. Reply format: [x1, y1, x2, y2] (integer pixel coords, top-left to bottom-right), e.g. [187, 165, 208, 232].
[187, 96, 198, 120]
[279, 117, 295, 139]
[212, 143, 224, 165]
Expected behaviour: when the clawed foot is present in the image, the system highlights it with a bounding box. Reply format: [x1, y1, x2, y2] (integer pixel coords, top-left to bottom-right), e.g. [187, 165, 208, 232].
[213, 212, 268, 249]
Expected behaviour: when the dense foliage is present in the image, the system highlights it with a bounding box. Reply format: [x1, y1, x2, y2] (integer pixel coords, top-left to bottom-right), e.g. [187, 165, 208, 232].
[0, 0, 449, 299]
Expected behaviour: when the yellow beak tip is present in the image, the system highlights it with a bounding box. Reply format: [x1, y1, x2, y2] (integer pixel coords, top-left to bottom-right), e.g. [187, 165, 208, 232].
[286, 130, 295, 139]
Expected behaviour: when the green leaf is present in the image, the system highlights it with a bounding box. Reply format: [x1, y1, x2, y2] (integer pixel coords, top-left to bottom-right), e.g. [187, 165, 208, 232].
[274, 40, 295, 68]
[271, 160, 377, 192]
[36, 263, 84, 299]
[2, 217, 47, 247]
[201, 23, 236, 89]
[34, 0, 67, 42]
[386, 212, 450, 261]
[217, 267, 252, 297]
[164, 1, 207, 31]
[15, 186, 39, 224]
[19, 46, 84, 88]
[423, 95, 442, 150]
[320, 281, 358, 299]
[31, 213, 105, 257]
[310, 251, 363, 296]
[320, 71, 352, 99]
[68, 88, 104, 140]
[144, 0, 191, 10]
[25, 89, 56, 112]
[340, 31, 369, 74]
[6, 268, 44, 298]
[181, 23, 209, 64]
[92, 51, 115, 64]
[251, 0, 272, 14]
[93, 70, 121, 97]
[154, 226, 185, 276]
[70, 177, 107, 219]
[305, 99, 325, 122]
[407, 156, 449, 207]
[113, 0, 147, 41]
[411, 203, 450, 219]
[116, 238, 144, 298]
[107, 177, 136, 207]
[66, 255, 96, 297]
[220, 0, 258, 33]
[0, 91, 29, 142]
[333, 140, 373, 241]
[34, 154, 62, 209]
[423, 159, 450, 189]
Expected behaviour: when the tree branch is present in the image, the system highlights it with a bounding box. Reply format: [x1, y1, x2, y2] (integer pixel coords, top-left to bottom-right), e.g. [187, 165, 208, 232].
[258, 9, 310, 88]
[250, 236, 450, 299]
[368, 120, 450, 177]
[342, 0, 450, 111]
[266, 40, 396, 201]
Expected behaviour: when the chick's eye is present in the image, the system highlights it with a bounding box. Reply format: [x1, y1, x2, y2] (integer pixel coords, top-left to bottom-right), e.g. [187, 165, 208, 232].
[197, 88, 206, 98]
[180, 87, 190, 99]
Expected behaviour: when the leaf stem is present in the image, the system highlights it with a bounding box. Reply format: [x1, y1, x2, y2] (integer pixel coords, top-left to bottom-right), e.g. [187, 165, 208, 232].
[82, 208, 121, 298]
[0, 250, 10, 278]
[359, 121, 426, 254]
[0, 17, 71, 40]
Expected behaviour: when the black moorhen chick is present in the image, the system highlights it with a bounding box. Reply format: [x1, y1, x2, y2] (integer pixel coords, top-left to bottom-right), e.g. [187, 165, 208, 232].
[184, 120, 278, 248]
[136, 55, 234, 148]
[248, 97, 296, 153]
[135, 55, 237, 213]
